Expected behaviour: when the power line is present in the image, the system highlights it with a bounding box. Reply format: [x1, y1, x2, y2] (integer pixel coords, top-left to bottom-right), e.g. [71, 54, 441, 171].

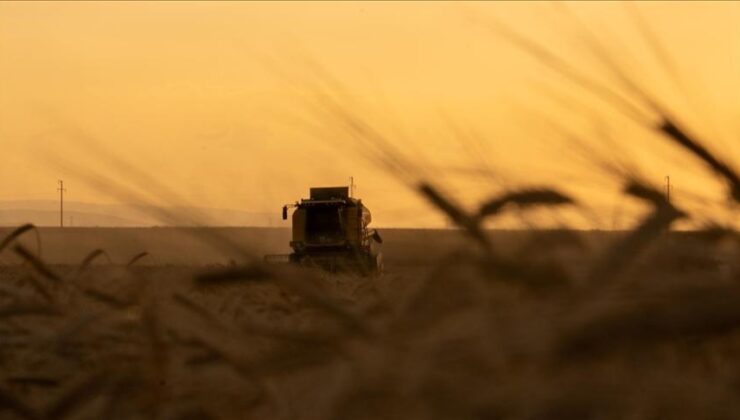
[58, 180, 66, 228]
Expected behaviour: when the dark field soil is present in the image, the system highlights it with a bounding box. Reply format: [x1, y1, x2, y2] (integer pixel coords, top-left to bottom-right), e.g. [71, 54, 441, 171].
[0, 227, 624, 266]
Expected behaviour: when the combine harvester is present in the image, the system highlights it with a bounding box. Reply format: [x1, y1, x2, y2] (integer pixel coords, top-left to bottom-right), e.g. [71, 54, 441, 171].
[265, 186, 383, 275]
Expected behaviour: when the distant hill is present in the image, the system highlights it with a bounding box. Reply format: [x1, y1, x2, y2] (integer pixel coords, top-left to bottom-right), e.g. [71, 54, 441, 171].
[0, 200, 283, 227]
[0, 209, 142, 227]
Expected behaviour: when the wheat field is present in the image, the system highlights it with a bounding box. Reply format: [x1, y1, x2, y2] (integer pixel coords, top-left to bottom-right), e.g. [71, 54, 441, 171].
[4, 2, 740, 419]
[1, 224, 739, 419]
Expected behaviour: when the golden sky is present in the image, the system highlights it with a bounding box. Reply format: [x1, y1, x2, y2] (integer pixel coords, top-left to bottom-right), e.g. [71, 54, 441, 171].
[1, 1, 739, 227]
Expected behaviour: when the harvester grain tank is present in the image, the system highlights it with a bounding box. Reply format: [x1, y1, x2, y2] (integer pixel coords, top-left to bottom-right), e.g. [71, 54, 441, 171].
[277, 186, 383, 274]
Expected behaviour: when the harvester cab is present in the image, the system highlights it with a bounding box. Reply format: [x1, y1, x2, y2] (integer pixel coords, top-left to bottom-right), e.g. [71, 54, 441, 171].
[279, 186, 383, 275]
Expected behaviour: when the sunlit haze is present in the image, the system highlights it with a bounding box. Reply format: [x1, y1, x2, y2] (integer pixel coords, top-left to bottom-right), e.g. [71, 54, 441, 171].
[2, 1, 739, 227]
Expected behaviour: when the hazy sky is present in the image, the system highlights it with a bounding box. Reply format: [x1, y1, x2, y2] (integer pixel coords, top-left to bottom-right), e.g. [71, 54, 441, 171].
[2, 1, 739, 227]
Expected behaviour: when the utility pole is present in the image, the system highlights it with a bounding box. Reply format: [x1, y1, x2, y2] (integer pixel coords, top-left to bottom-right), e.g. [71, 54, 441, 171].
[349, 176, 355, 197]
[58, 180, 66, 228]
[665, 176, 672, 203]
